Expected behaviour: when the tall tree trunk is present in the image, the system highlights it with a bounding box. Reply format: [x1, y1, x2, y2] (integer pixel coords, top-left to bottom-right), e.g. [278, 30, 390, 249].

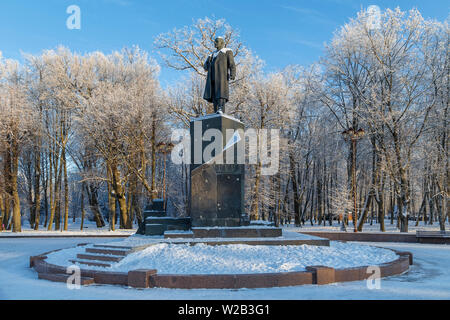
[85, 183, 105, 228]
[33, 149, 41, 230]
[0, 193, 4, 230]
[3, 147, 12, 229]
[289, 151, 301, 226]
[63, 148, 69, 231]
[358, 140, 378, 231]
[11, 139, 21, 232]
[107, 165, 116, 231]
[378, 170, 386, 232]
[250, 162, 262, 221]
[47, 151, 54, 230]
[54, 153, 63, 231]
[80, 184, 85, 231]
[111, 164, 128, 229]
[150, 115, 157, 200]
[42, 152, 49, 228]
[316, 160, 323, 226]
[25, 155, 34, 229]
[309, 164, 316, 226]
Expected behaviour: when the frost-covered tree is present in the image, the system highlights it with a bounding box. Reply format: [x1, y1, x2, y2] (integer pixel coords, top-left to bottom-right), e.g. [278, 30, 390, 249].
[0, 56, 36, 232]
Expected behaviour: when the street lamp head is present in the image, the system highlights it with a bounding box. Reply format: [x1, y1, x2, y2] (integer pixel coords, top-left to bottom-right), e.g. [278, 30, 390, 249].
[341, 128, 353, 139]
[166, 142, 175, 151]
[342, 127, 365, 140]
[156, 142, 166, 151]
[157, 141, 175, 154]
[356, 128, 365, 137]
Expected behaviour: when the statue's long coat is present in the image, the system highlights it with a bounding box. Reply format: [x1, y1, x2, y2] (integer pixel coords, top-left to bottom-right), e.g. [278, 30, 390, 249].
[203, 48, 236, 103]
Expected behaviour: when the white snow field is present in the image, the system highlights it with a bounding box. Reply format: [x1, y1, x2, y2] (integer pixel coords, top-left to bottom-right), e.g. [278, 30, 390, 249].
[0, 219, 450, 239]
[45, 241, 398, 274]
[1, 220, 447, 238]
[0, 237, 449, 299]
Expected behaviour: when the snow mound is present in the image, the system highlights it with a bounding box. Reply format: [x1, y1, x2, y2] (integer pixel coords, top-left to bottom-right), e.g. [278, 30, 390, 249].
[45, 241, 398, 275]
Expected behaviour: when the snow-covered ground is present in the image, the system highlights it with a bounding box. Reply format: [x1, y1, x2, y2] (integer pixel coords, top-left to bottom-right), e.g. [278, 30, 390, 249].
[0, 237, 449, 299]
[2, 219, 447, 237]
[45, 241, 398, 274]
[1, 218, 447, 239]
[0, 220, 136, 237]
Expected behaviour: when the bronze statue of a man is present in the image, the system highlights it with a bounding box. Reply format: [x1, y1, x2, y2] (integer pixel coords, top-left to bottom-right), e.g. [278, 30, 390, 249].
[203, 37, 236, 113]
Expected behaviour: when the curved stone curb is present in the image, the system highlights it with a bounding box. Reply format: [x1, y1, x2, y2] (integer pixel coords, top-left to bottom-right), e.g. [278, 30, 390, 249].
[30, 245, 413, 289]
[299, 231, 417, 243]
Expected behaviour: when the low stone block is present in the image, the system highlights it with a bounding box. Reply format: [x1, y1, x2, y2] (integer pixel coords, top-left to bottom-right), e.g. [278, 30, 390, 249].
[338, 266, 372, 282]
[306, 266, 335, 285]
[192, 275, 236, 289]
[395, 251, 413, 265]
[234, 274, 279, 288]
[191, 227, 282, 239]
[379, 261, 401, 277]
[128, 269, 157, 288]
[277, 272, 313, 286]
[94, 271, 128, 285]
[153, 274, 235, 289]
[225, 228, 259, 238]
[192, 228, 220, 238]
[145, 224, 166, 236]
[30, 255, 46, 268]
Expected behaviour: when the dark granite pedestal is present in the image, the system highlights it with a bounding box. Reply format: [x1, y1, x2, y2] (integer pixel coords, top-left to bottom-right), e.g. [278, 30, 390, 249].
[136, 199, 191, 236]
[189, 113, 248, 227]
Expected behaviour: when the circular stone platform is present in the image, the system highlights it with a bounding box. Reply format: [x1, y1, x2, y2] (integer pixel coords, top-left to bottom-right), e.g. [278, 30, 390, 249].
[46, 241, 397, 274]
[30, 235, 413, 289]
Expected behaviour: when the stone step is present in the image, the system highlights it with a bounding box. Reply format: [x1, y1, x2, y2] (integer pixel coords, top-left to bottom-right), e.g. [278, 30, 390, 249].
[145, 217, 191, 228]
[416, 231, 450, 238]
[70, 259, 112, 268]
[164, 231, 194, 239]
[76, 253, 123, 262]
[191, 227, 283, 238]
[85, 248, 130, 256]
[38, 272, 94, 285]
[93, 244, 134, 250]
[144, 210, 166, 218]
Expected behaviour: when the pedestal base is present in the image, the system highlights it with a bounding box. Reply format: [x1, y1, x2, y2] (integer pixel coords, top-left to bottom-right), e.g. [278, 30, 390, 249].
[189, 113, 246, 227]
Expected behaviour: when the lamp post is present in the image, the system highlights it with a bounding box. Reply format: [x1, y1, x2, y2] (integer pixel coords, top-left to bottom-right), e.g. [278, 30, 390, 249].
[342, 128, 365, 233]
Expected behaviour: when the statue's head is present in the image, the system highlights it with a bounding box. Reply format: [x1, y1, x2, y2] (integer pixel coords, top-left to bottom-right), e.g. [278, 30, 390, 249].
[214, 37, 225, 50]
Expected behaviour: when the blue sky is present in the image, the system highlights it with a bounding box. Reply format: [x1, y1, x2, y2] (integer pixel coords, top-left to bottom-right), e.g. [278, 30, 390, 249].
[0, 0, 448, 86]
